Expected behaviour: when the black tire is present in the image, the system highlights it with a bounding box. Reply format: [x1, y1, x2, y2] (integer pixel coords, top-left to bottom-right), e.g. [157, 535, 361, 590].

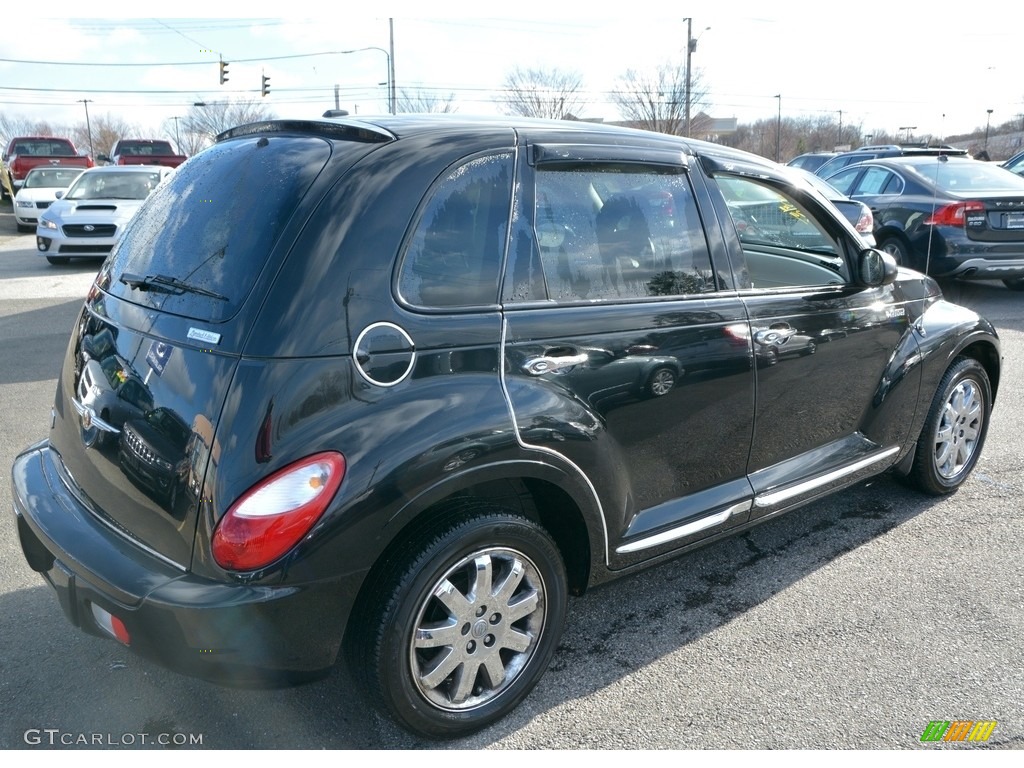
[1002, 277, 1024, 291]
[878, 236, 910, 267]
[646, 366, 677, 397]
[351, 507, 567, 739]
[46, 256, 70, 266]
[907, 357, 991, 495]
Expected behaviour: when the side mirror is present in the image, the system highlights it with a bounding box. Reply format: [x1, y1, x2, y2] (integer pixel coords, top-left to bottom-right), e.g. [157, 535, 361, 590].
[97, 154, 111, 164]
[55, 191, 64, 199]
[858, 248, 898, 287]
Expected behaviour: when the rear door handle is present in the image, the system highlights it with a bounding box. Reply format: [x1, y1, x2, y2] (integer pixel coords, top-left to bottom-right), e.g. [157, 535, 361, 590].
[523, 350, 589, 375]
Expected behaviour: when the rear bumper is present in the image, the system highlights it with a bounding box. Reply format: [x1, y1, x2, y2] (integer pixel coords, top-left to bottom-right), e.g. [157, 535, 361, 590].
[941, 257, 1024, 280]
[11, 442, 356, 685]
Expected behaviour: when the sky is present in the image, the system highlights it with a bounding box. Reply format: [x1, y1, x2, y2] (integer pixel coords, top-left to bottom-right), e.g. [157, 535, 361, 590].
[2, 1, 1023, 149]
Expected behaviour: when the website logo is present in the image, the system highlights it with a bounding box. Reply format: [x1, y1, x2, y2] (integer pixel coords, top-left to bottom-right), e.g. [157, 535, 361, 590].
[920, 720, 997, 743]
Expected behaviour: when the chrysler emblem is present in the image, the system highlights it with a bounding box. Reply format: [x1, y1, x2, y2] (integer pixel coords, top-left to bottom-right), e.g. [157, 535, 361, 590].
[80, 408, 93, 430]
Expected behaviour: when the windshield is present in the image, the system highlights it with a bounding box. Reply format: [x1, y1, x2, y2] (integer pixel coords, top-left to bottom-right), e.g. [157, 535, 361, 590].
[67, 171, 163, 200]
[23, 168, 82, 189]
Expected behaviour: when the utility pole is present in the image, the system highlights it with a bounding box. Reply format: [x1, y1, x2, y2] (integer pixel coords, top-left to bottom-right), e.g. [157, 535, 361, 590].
[775, 94, 782, 162]
[78, 99, 94, 158]
[389, 18, 397, 115]
[985, 109, 993, 151]
[684, 17, 693, 137]
[837, 109, 843, 147]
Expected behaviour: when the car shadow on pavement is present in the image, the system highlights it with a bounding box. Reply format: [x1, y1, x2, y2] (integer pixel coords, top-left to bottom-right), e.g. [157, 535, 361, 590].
[0, 475, 947, 749]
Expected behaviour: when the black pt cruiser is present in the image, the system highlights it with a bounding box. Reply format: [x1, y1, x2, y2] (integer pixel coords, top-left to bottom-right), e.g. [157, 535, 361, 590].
[12, 116, 1000, 738]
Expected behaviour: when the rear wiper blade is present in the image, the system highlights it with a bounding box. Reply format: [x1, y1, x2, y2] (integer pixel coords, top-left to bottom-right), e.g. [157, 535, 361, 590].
[119, 272, 228, 301]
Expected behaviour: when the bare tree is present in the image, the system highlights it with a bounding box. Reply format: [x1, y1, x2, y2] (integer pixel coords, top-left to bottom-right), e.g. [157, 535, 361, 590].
[182, 98, 276, 150]
[0, 114, 72, 149]
[69, 112, 139, 160]
[499, 67, 585, 119]
[610, 61, 710, 137]
[397, 87, 457, 114]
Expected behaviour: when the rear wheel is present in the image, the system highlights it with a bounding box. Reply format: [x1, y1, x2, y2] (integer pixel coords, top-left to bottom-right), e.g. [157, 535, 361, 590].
[1002, 277, 1024, 291]
[878, 236, 910, 268]
[351, 507, 568, 739]
[907, 357, 991, 495]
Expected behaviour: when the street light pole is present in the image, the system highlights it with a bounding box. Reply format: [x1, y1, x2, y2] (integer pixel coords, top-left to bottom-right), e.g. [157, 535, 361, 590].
[775, 94, 782, 162]
[172, 116, 182, 152]
[339, 46, 394, 114]
[78, 99, 94, 159]
[985, 109, 993, 151]
[837, 109, 843, 147]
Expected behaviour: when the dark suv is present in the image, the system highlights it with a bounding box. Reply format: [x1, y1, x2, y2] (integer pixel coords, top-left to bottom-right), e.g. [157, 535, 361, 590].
[12, 116, 1000, 739]
[814, 144, 969, 179]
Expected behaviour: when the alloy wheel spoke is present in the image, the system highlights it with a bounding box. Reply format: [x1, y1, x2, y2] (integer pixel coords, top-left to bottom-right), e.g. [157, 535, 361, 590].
[415, 620, 462, 649]
[449, 660, 480, 704]
[419, 646, 462, 689]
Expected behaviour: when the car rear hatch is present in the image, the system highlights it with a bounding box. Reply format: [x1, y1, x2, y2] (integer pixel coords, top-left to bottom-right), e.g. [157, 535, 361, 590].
[924, 160, 1024, 245]
[46, 123, 390, 569]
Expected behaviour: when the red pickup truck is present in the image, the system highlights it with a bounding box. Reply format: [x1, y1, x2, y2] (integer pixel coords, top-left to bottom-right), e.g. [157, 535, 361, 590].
[101, 139, 187, 168]
[1, 137, 93, 198]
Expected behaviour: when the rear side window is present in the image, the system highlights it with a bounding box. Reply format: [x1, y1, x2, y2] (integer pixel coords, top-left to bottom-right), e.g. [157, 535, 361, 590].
[505, 166, 714, 303]
[105, 135, 332, 322]
[397, 153, 512, 308]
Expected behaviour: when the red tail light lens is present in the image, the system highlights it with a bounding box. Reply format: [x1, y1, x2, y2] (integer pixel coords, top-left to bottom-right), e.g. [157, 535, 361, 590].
[854, 205, 874, 235]
[924, 201, 985, 227]
[212, 452, 345, 571]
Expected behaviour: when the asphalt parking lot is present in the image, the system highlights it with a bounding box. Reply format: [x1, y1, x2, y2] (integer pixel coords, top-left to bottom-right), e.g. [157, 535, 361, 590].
[0, 200, 1021, 750]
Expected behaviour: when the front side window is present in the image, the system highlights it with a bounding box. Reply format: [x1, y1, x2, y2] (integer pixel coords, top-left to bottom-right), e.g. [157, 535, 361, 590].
[505, 165, 714, 303]
[716, 175, 849, 289]
[398, 153, 512, 308]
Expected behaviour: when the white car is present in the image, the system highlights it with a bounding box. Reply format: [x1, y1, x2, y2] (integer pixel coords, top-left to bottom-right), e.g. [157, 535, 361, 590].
[13, 167, 84, 232]
[36, 165, 173, 265]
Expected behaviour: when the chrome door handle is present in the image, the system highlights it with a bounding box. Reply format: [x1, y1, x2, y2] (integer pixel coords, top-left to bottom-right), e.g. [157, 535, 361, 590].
[522, 352, 589, 375]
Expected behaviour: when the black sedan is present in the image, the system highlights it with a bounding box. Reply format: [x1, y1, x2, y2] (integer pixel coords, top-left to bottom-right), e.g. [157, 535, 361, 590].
[825, 155, 1024, 290]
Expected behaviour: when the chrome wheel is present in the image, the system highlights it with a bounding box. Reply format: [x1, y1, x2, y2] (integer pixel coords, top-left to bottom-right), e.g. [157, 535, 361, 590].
[410, 546, 545, 711]
[352, 509, 567, 738]
[932, 378, 984, 480]
[647, 367, 676, 397]
[908, 356, 991, 496]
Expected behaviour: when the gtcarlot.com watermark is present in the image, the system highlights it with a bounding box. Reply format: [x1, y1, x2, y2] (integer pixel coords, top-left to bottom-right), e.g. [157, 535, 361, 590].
[24, 728, 203, 747]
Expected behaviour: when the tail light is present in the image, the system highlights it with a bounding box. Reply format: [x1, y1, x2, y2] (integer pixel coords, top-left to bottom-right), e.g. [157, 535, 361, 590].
[853, 204, 874, 236]
[924, 201, 985, 227]
[212, 452, 345, 571]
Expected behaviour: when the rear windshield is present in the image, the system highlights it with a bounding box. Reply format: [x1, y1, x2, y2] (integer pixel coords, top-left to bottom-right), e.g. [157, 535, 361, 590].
[105, 135, 331, 322]
[909, 160, 1024, 194]
[119, 141, 174, 155]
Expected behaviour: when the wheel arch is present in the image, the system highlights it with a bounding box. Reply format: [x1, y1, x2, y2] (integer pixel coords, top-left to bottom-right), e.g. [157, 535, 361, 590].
[343, 462, 599, 652]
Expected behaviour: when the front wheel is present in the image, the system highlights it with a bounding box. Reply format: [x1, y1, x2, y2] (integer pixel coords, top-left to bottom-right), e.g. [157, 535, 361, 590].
[907, 357, 992, 495]
[46, 256, 70, 266]
[1002, 277, 1024, 291]
[351, 508, 568, 739]
[646, 366, 677, 397]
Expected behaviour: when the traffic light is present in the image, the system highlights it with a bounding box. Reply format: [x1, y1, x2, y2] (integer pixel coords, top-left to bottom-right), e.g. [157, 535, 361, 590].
[219, 60, 229, 85]
[261, 75, 271, 98]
